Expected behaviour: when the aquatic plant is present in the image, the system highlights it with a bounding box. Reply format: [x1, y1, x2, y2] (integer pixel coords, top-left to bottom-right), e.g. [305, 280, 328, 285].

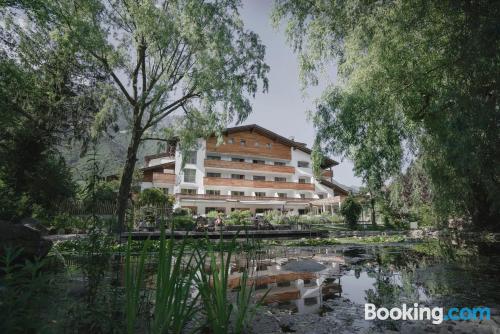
[196, 239, 262, 334]
[124, 227, 201, 334]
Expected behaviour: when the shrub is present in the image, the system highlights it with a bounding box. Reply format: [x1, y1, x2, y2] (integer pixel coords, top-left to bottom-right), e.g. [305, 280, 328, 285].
[171, 216, 195, 230]
[226, 210, 251, 225]
[264, 210, 285, 224]
[173, 207, 190, 216]
[340, 196, 362, 228]
[206, 210, 221, 219]
[139, 188, 168, 206]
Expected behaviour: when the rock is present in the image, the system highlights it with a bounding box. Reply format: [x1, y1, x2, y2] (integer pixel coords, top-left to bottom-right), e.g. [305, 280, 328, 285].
[282, 259, 326, 272]
[20, 217, 49, 236]
[0, 221, 53, 261]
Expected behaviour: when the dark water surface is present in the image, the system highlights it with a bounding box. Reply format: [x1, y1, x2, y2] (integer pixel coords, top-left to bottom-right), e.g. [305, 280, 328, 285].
[235, 240, 500, 333]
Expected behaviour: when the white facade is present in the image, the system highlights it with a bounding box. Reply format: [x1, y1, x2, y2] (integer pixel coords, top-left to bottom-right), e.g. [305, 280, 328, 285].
[140, 125, 347, 215]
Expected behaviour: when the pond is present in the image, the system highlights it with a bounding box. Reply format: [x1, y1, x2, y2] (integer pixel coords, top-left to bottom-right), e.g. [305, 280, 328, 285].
[227, 240, 500, 333]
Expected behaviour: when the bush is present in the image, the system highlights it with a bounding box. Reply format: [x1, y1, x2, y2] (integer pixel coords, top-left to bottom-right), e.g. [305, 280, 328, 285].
[340, 196, 362, 228]
[139, 188, 168, 206]
[206, 210, 221, 219]
[226, 210, 251, 225]
[173, 207, 191, 216]
[171, 215, 195, 230]
[264, 210, 285, 224]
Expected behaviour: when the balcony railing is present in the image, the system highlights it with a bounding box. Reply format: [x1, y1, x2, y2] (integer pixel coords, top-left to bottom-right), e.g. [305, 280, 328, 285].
[204, 177, 315, 191]
[152, 172, 175, 183]
[204, 159, 295, 174]
[176, 193, 313, 203]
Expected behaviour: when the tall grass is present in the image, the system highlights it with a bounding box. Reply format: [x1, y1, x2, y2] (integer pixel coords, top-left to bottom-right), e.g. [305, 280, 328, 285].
[124, 227, 201, 334]
[151, 228, 200, 333]
[196, 238, 264, 334]
[124, 229, 262, 333]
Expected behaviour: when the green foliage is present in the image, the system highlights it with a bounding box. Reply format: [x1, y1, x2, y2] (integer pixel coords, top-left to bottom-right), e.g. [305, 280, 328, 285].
[0, 247, 56, 333]
[226, 210, 252, 225]
[274, 0, 500, 229]
[138, 188, 168, 206]
[206, 210, 221, 219]
[340, 196, 362, 228]
[8, 0, 269, 229]
[195, 241, 260, 334]
[171, 215, 195, 230]
[0, 21, 99, 220]
[44, 213, 87, 233]
[263, 210, 285, 224]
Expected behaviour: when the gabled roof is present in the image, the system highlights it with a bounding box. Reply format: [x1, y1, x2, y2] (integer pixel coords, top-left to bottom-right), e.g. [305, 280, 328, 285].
[319, 179, 350, 196]
[140, 161, 175, 172]
[221, 124, 339, 168]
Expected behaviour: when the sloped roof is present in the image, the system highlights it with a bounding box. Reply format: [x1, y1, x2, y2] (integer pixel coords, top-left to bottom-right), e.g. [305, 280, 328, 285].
[319, 179, 350, 196]
[140, 161, 175, 172]
[221, 124, 338, 168]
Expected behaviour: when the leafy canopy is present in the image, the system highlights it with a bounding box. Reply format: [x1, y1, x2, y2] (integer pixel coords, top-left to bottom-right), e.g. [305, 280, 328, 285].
[273, 0, 500, 227]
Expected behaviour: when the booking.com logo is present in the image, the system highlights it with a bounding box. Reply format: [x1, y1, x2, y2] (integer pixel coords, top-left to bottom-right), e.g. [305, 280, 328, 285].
[365, 303, 491, 325]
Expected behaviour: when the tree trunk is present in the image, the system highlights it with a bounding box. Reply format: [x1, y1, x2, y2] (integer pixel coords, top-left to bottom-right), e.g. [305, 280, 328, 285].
[116, 130, 141, 233]
[370, 197, 376, 226]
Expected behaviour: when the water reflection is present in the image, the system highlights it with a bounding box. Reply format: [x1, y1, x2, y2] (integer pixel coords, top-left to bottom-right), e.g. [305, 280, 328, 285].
[228, 240, 500, 319]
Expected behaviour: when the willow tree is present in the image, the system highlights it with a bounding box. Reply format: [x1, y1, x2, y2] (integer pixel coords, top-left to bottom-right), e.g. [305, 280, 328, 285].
[274, 1, 500, 229]
[21, 0, 269, 229]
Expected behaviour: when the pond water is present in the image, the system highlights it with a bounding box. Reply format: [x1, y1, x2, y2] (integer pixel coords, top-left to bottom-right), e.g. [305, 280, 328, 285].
[227, 241, 500, 333]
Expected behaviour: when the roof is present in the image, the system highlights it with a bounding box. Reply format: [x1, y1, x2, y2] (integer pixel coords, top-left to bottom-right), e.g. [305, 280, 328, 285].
[319, 179, 350, 196]
[144, 152, 175, 162]
[221, 124, 338, 168]
[140, 161, 175, 172]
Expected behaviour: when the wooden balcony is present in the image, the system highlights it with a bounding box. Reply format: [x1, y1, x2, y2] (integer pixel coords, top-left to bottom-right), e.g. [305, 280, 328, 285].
[204, 159, 295, 174]
[176, 193, 313, 203]
[204, 177, 315, 191]
[152, 172, 175, 184]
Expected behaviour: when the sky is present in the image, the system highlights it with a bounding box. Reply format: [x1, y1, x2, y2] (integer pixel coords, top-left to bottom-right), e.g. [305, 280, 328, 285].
[238, 1, 362, 188]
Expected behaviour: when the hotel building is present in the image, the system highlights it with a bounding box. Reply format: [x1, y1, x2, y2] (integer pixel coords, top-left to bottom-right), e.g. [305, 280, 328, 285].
[140, 124, 349, 215]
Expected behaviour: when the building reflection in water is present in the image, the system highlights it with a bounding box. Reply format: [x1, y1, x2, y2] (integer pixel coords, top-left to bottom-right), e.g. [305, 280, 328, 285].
[228, 247, 347, 314]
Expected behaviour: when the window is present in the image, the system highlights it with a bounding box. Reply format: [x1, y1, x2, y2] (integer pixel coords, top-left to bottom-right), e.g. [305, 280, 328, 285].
[254, 141, 260, 147]
[253, 159, 265, 164]
[240, 139, 246, 146]
[161, 188, 169, 195]
[298, 161, 310, 168]
[231, 191, 244, 196]
[274, 161, 286, 166]
[206, 207, 225, 214]
[299, 194, 306, 199]
[227, 138, 234, 144]
[277, 281, 291, 287]
[255, 192, 266, 197]
[183, 169, 196, 183]
[181, 188, 197, 195]
[256, 284, 268, 290]
[206, 190, 221, 195]
[266, 143, 272, 149]
[207, 155, 221, 160]
[186, 151, 197, 164]
[207, 172, 221, 178]
[253, 175, 266, 181]
[318, 194, 325, 199]
[231, 174, 245, 179]
[277, 193, 287, 198]
[304, 297, 318, 306]
[231, 157, 245, 162]
[299, 178, 309, 184]
[275, 177, 286, 182]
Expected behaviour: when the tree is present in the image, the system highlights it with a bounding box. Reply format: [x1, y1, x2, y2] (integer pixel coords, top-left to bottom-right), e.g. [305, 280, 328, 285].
[273, 0, 500, 229]
[0, 18, 100, 220]
[340, 195, 362, 228]
[13, 0, 269, 230]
